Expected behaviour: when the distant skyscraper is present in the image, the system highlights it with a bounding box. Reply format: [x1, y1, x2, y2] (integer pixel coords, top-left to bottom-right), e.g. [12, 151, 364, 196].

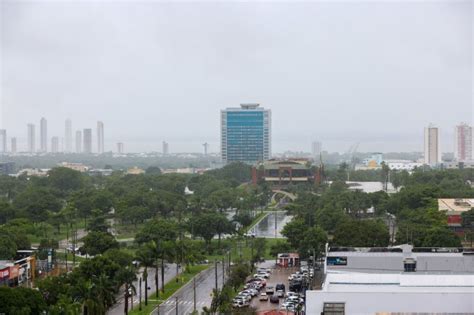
[51, 137, 59, 153]
[117, 142, 124, 154]
[455, 123, 472, 162]
[40, 117, 47, 152]
[27, 123, 36, 153]
[220, 103, 271, 164]
[424, 124, 440, 165]
[97, 121, 104, 154]
[312, 141, 322, 158]
[75, 130, 82, 153]
[11, 137, 17, 154]
[65, 119, 72, 152]
[203, 142, 209, 156]
[83, 129, 92, 154]
[162, 141, 169, 155]
[0, 129, 6, 153]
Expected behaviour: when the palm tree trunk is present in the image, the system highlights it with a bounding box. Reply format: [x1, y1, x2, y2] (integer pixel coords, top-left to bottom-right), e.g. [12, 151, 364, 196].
[161, 258, 165, 293]
[155, 261, 159, 298]
[144, 267, 148, 306]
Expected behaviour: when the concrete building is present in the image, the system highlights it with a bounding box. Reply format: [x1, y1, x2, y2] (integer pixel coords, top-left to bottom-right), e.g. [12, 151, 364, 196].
[27, 124, 35, 153]
[386, 160, 423, 171]
[51, 137, 59, 153]
[0, 129, 6, 153]
[455, 122, 472, 162]
[252, 159, 314, 187]
[11, 137, 16, 154]
[424, 124, 440, 166]
[162, 141, 169, 155]
[117, 142, 124, 154]
[221, 103, 271, 164]
[442, 160, 474, 169]
[306, 245, 474, 314]
[40, 117, 47, 152]
[97, 121, 104, 154]
[59, 162, 89, 172]
[438, 198, 474, 235]
[83, 129, 92, 154]
[0, 162, 15, 175]
[311, 141, 322, 158]
[65, 119, 72, 153]
[75, 130, 82, 153]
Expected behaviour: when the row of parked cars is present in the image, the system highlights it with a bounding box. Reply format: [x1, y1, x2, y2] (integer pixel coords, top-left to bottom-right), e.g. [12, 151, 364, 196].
[232, 268, 271, 308]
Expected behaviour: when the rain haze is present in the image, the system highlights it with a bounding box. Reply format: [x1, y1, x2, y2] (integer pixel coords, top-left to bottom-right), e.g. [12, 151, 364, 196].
[0, 0, 472, 153]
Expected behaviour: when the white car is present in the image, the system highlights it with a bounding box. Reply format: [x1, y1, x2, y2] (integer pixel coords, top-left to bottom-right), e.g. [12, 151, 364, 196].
[286, 291, 298, 298]
[259, 293, 269, 301]
[276, 290, 285, 298]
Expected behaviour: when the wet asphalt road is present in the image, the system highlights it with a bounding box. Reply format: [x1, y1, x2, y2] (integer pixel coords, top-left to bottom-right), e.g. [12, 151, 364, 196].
[250, 211, 293, 238]
[107, 263, 180, 315]
[151, 262, 226, 315]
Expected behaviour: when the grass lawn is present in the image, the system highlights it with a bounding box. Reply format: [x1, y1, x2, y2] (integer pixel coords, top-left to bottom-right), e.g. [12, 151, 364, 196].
[29, 220, 87, 244]
[129, 264, 209, 315]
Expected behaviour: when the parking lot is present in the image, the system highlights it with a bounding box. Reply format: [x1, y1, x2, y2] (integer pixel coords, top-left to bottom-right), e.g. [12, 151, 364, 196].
[231, 260, 311, 313]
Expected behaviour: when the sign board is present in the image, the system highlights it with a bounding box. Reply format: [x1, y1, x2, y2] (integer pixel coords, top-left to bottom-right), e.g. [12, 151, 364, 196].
[327, 256, 348, 266]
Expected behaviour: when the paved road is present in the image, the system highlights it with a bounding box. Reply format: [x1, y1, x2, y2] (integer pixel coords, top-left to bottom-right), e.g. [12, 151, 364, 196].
[153, 263, 226, 315]
[107, 263, 180, 315]
[250, 211, 293, 238]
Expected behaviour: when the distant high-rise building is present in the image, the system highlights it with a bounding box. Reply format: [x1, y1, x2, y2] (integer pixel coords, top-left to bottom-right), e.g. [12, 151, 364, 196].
[162, 141, 169, 155]
[83, 129, 92, 154]
[65, 119, 72, 152]
[455, 123, 472, 162]
[40, 117, 47, 152]
[424, 124, 440, 165]
[27, 123, 36, 153]
[75, 130, 82, 153]
[11, 137, 17, 154]
[312, 141, 322, 158]
[0, 129, 6, 153]
[203, 142, 209, 156]
[97, 121, 104, 154]
[117, 142, 124, 154]
[51, 137, 59, 153]
[220, 103, 271, 164]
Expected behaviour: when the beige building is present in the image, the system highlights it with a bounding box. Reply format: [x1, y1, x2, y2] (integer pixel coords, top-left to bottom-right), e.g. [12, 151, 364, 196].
[424, 124, 440, 166]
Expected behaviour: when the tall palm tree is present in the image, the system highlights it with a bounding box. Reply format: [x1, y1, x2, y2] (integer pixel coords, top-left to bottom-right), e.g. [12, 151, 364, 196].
[136, 243, 155, 305]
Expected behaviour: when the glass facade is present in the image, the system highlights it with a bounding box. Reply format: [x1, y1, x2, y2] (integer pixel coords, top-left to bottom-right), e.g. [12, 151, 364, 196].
[221, 104, 271, 164]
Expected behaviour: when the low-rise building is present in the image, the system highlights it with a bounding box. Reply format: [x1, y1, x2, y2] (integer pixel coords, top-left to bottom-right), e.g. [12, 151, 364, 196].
[386, 159, 423, 171]
[252, 159, 314, 187]
[306, 244, 474, 314]
[438, 198, 474, 234]
[126, 166, 145, 175]
[59, 162, 89, 172]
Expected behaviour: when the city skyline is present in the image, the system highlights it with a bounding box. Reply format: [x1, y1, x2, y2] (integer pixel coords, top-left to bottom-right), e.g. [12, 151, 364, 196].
[1, 1, 471, 153]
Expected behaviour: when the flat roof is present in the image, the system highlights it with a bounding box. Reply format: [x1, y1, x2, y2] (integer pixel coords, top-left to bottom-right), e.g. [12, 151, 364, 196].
[438, 198, 474, 213]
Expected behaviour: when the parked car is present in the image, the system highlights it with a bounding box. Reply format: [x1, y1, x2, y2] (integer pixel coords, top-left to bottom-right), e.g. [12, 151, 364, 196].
[270, 295, 280, 303]
[276, 290, 285, 298]
[259, 293, 269, 301]
[275, 283, 285, 292]
[266, 286, 274, 295]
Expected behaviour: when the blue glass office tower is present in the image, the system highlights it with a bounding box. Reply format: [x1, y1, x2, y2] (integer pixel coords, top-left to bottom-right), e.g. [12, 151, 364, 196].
[221, 104, 271, 164]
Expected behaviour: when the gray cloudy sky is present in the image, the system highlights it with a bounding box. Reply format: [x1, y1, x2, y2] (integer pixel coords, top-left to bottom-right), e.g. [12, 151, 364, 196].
[1, 0, 472, 153]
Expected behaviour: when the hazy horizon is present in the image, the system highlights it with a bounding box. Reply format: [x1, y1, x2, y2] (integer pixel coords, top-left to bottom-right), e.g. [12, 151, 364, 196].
[1, 1, 472, 154]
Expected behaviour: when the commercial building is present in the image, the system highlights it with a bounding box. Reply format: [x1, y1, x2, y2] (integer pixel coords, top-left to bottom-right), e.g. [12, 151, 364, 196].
[75, 130, 82, 153]
[455, 123, 472, 162]
[442, 160, 474, 169]
[438, 198, 474, 234]
[51, 137, 59, 153]
[162, 141, 169, 155]
[83, 128, 92, 154]
[40, 117, 47, 152]
[306, 244, 474, 314]
[65, 119, 72, 153]
[97, 121, 104, 154]
[311, 141, 322, 158]
[27, 123, 36, 153]
[386, 159, 423, 171]
[252, 159, 314, 187]
[59, 162, 89, 172]
[10, 137, 16, 154]
[424, 124, 440, 166]
[117, 142, 124, 154]
[220, 103, 271, 164]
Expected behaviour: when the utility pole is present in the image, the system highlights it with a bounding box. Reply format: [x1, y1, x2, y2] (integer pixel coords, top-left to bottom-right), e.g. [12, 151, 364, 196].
[214, 260, 218, 292]
[193, 277, 197, 312]
[222, 258, 225, 284]
[139, 277, 142, 311]
[175, 296, 179, 315]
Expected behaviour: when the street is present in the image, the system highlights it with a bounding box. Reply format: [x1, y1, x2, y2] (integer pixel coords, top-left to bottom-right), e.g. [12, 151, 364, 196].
[250, 211, 293, 238]
[152, 262, 226, 315]
[107, 263, 180, 315]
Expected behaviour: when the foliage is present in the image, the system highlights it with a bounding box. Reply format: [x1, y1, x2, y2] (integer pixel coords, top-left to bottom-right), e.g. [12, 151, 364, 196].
[332, 219, 389, 247]
[0, 287, 47, 314]
[81, 231, 119, 256]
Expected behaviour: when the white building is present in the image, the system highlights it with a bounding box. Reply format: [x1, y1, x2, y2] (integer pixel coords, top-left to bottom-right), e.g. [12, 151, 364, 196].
[455, 122, 472, 162]
[97, 121, 104, 154]
[27, 123, 36, 153]
[0, 129, 6, 153]
[386, 160, 423, 171]
[306, 245, 474, 314]
[424, 124, 440, 166]
[51, 137, 59, 153]
[65, 119, 72, 153]
[75, 130, 82, 153]
[40, 117, 47, 152]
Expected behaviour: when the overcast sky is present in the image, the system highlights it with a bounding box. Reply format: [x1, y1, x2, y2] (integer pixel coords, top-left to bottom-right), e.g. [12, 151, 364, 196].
[1, 0, 472, 153]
